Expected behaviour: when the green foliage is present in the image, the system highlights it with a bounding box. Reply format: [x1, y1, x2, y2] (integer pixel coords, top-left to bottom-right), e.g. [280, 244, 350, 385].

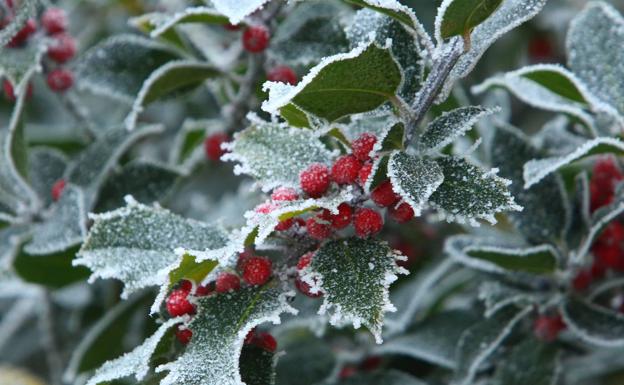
[438, 0, 503, 40]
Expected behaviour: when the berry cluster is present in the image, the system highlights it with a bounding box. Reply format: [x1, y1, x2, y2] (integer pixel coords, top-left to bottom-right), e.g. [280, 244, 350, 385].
[1, 6, 76, 100]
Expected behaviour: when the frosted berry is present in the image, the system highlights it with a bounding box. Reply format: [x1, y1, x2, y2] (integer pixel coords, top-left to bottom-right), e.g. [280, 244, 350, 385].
[215, 272, 241, 293]
[371, 180, 400, 207]
[267, 65, 297, 85]
[166, 288, 195, 317]
[253, 332, 277, 352]
[331, 155, 362, 185]
[327, 203, 352, 229]
[354, 208, 383, 238]
[46, 68, 74, 92]
[255, 201, 277, 214]
[51, 179, 66, 201]
[204, 132, 229, 161]
[175, 327, 192, 344]
[41, 8, 68, 35]
[351, 133, 377, 161]
[533, 314, 566, 342]
[297, 252, 314, 270]
[300, 163, 330, 198]
[275, 218, 294, 231]
[295, 277, 322, 298]
[244, 328, 256, 344]
[306, 212, 333, 240]
[271, 187, 298, 202]
[179, 279, 193, 292]
[590, 156, 623, 212]
[242, 25, 270, 53]
[195, 284, 213, 297]
[389, 202, 414, 223]
[359, 161, 373, 186]
[7, 19, 36, 47]
[242, 256, 272, 286]
[47, 33, 76, 63]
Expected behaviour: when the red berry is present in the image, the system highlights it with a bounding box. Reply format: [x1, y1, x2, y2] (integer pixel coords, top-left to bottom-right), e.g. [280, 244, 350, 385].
[533, 314, 566, 342]
[196, 284, 213, 297]
[339, 366, 357, 379]
[297, 252, 314, 270]
[275, 218, 294, 231]
[41, 8, 68, 35]
[47, 33, 76, 63]
[331, 155, 362, 185]
[591, 260, 607, 280]
[51, 179, 66, 201]
[590, 156, 623, 212]
[351, 133, 377, 161]
[242, 256, 272, 286]
[528, 36, 553, 61]
[306, 212, 333, 240]
[295, 277, 322, 298]
[572, 268, 592, 291]
[242, 25, 270, 53]
[7, 19, 36, 47]
[328, 203, 352, 229]
[267, 65, 297, 85]
[244, 328, 256, 344]
[237, 250, 254, 270]
[253, 332, 277, 352]
[204, 132, 229, 162]
[3, 80, 33, 101]
[175, 327, 192, 344]
[392, 239, 420, 268]
[179, 279, 193, 292]
[271, 186, 298, 202]
[354, 208, 383, 238]
[166, 288, 195, 317]
[215, 272, 240, 293]
[300, 163, 330, 198]
[389, 202, 414, 223]
[359, 161, 373, 186]
[371, 180, 400, 207]
[255, 201, 277, 214]
[46, 68, 74, 92]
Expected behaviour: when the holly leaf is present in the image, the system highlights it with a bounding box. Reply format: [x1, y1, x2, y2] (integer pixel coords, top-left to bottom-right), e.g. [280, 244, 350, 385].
[13, 244, 89, 287]
[429, 156, 521, 225]
[304, 238, 407, 343]
[74, 198, 228, 298]
[491, 338, 560, 385]
[561, 297, 624, 347]
[157, 285, 296, 385]
[0, 0, 39, 47]
[125, 61, 219, 130]
[262, 43, 402, 122]
[387, 152, 444, 216]
[436, 0, 503, 40]
[420, 106, 497, 152]
[0, 39, 47, 97]
[222, 122, 334, 192]
[27, 147, 68, 207]
[75, 35, 180, 102]
[567, 2, 624, 118]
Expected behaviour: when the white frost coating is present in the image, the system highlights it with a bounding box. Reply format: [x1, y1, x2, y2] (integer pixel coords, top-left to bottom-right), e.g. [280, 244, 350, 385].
[147, 7, 224, 38]
[0, 39, 48, 98]
[211, 0, 271, 24]
[363, 154, 388, 193]
[561, 299, 624, 348]
[572, 199, 624, 266]
[125, 61, 217, 130]
[478, 281, 538, 318]
[85, 318, 181, 385]
[524, 137, 624, 189]
[433, 0, 455, 44]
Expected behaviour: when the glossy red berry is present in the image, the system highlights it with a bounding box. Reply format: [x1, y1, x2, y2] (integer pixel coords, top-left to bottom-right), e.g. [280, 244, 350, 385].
[271, 186, 298, 202]
[389, 202, 414, 223]
[533, 314, 566, 342]
[166, 288, 195, 317]
[354, 208, 383, 238]
[359, 161, 373, 186]
[351, 133, 377, 161]
[331, 155, 362, 185]
[47, 33, 76, 63]
[242, 25, 270, 53]
[46, 68, 74, 92]
[242, 256, 272, 286]
[306, 212, 333, 240]
[327, 203, 352, 229]
[204, 132, 229, 161]
[371, 180, 400, 207]
[300, 163, 330, 198]
[51, 179, 66, 201]
[215, 272, 241, 293]
[179, 279, 193, 292]
[41, 8, 68, 35]
[297, 252, 314, 270]
[175, 327, 192, 344]
[253, 332, 277, 352]
[7, 19, 36, 47]
[267, 65, 297, 85]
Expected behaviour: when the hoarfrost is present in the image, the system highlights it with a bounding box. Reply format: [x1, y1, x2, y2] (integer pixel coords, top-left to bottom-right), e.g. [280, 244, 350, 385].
[420, 106, 498, 152]
[387, 152, 443, 216]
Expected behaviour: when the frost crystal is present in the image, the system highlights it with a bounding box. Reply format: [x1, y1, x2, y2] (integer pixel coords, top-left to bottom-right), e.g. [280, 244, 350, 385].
[387, 152, 443, 216]
[420, 106, 498, 152]
[211, 0, 271, 24]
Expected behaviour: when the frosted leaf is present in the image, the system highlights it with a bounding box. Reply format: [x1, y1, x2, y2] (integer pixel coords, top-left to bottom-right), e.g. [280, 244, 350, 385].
[534, 116, 587, 156]
[0, 0, 39, 47]
[491, 124, 569, 243]
[0, 225, 31, 271]
[340, 108, 399, 141]
[0, 39, 47, 98]
[130, 7, 228, 40]
[331, 370, 428, 385]
[363, 153, 389, 193]
[27, 148, 67, 207]
[85, 317, 180, 385]
[478, 281, 541, 318]
[429, 156, 521, 226]
[124, 61, 219, 130]
[210, 0, 271, 24]
[523, 137, 624, 189]
[222, 122, 334, 192]
[435, 0, 503, 41]
[387, 152, 443, 216]
[75, 199, 228, 298]
[473, 64, 595, 130]
[66, 124, 164, 208]
[453, 306, 532, 385]
[491, 338, 560, 385]
[23, 185, 87, 255]
[157, 285, 297, 385]
[445, 234, 558, 275]
[440, 0, 547, 100]
[561, 298, 624, 348]
[373, 122, 405, 153]
[271, 1, 350, 66]
[305, 238, 407, 343]
[75, 35, 179, 103]
[239, 344, 278, 385]
[567, 2, 624, 119]
[376, 310, 479, 369]
[420, 106, 497, 152]
[262, 42, 402, 122]
[169, 119, 223, 169]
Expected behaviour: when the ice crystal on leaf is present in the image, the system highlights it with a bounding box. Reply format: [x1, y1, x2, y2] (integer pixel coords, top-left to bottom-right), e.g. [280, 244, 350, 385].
[210, 0, 271, 25]
[387, 152, 443, 216]
[0, 0, 39, 47]
[0, 39, 47, 98]
[420, 106, 498, 152]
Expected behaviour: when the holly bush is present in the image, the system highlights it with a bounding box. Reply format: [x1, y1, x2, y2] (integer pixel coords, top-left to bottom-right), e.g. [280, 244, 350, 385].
[3, 0, 624, 384]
